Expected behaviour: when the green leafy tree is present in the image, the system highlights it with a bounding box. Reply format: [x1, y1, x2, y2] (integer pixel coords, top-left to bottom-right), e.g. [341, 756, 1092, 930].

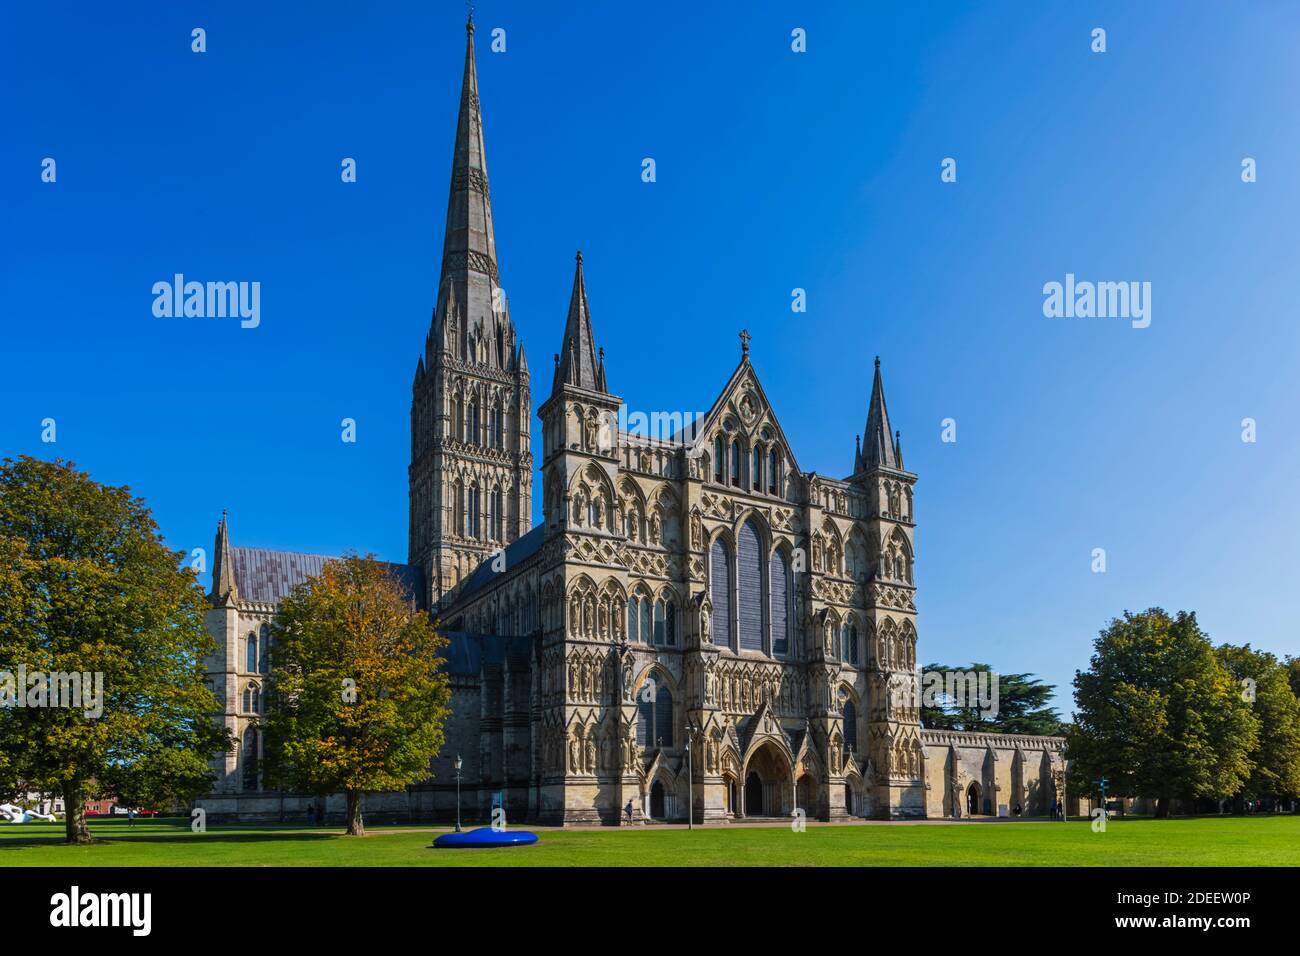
[1216, 644, 1300, 801]
[920, 662, 1066, 735]
[1285, 656, 1300, 700]
[1068, 609, 1257, 817]
[262, 554, 450, 836]
[0, 456, 229, 843]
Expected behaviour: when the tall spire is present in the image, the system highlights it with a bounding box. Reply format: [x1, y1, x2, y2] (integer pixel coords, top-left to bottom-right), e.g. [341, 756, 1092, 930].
[856, 356, 900, 472]
[553, 252, 606, 393]
[212, 511, 238, 604]
[432, 14, 508, 364]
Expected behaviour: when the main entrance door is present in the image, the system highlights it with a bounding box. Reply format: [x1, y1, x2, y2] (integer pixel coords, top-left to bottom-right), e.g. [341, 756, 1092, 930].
[650, 781, 665, 819]
[744, 772, 763, 816]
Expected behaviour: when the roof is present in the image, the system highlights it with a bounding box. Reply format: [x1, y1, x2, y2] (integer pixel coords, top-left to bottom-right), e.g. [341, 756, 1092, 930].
[230, 546, 423, 606]
[454, 524, 545, 602]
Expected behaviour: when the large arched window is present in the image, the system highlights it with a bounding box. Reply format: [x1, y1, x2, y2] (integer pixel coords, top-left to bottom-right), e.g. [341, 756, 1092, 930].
[713, 436, 724, 482]
[468, 485, 481, 538]
[245, 633, 257, 673]
[655, 685, 674, 747]
[627, 596, 640, 643]
[738, 520, 764, 652]
[242, 727, 259, 791]
[843, 699, 858, 753]
[841, 622, 859, 665]
[752, 446, 763, 491]
[730, 440, 741, 487]
[637, 681, 674, 749]
[710, 538, 732, 649]
[492, 403, 504, 449]
[467, 398, 480, 445]
[768, 448, 781, 495]
[259, 624, 270, 674]
[770, 549, 790, 656]
[453, 478, 465, 534]
[653, 596, 676, 646]
[640, 595, 652, 645]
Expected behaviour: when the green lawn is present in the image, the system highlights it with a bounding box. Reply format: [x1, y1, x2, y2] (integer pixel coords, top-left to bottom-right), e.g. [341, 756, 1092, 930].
[2, 815, 1297, 866]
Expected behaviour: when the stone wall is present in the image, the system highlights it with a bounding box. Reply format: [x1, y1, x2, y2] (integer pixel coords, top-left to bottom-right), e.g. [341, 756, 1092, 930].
[921, 729, 1065, 818]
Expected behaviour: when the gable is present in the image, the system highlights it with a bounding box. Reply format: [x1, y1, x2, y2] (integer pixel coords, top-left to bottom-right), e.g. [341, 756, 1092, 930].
[688, 358, 803, 477]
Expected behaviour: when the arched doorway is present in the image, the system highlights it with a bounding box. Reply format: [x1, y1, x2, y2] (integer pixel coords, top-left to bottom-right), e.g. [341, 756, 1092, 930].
[966, 782, 981, 817]
[743, 740, 793, 817]
[744, 772, 764, 815]
[844, 782, 853, 816]
[650, 781, 665, 819]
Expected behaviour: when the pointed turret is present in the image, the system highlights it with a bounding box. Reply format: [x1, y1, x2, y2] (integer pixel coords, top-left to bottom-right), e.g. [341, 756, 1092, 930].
[430, 15, 509, 366]
[856, 356, 900, 472]
[553, 252, 606, 394]
[211, 511, 238, 604]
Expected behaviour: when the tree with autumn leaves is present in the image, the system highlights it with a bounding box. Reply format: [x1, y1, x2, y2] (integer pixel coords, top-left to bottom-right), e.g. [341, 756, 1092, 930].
[261, 555, 450, 836]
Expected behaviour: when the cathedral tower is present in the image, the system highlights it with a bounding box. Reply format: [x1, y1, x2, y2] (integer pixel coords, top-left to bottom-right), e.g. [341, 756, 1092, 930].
[410, 16, 532, 608]
[850, 357, 924, 817]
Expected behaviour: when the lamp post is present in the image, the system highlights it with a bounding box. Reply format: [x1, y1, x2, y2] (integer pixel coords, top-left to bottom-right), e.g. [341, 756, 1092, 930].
[454, 754, 463, 832]
[684, 721, 700, 830]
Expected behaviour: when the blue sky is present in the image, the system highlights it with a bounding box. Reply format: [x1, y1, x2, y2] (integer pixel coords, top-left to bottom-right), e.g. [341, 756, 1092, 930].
[5, 1, 1300, 714]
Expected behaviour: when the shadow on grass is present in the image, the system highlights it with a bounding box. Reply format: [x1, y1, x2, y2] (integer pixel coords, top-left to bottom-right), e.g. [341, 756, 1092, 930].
[0, 829, 349, 849]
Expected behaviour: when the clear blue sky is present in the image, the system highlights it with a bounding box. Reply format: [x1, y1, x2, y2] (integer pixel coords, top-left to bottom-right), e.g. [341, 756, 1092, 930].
[5, 1, 1300, 714]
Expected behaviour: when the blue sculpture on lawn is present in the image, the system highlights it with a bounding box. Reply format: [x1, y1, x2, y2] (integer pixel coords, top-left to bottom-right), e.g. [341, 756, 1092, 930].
[433, 827, 538, 849]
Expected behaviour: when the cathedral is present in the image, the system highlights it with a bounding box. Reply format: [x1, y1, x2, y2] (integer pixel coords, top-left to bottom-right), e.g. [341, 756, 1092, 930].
[197, 17, 1064, 826]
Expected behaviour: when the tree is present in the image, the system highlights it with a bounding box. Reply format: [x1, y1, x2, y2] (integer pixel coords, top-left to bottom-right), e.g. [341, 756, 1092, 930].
[920, 662, 1066, 736]
[0, 456, 228, 843]
[1285, 656, 1300, 700]
[1215, 644, 1300, 802]
[1068, 609, 1257, 818]
[262, 554, 450, 836]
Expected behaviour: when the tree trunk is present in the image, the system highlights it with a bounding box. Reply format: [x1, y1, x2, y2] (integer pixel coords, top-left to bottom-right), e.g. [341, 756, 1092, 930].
[62, 780, 92, 844]
[346, 790, 365, 837]
[1154, 794, 1170, 819]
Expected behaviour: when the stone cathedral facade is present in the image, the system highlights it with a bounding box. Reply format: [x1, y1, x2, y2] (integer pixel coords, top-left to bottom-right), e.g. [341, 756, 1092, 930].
[196, 18, 1064, 825]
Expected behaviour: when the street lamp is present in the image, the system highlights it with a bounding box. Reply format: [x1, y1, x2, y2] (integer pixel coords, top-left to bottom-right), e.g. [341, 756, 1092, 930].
[454, 754, 463, 832]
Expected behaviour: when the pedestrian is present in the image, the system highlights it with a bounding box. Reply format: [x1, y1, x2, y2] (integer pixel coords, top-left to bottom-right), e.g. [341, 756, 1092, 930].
[623, 799, 633, 823]
[127, 807, 135, 827]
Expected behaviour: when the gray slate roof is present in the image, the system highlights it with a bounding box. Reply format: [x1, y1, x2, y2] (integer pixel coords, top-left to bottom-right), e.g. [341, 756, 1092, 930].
[230, 547, 423, 606]
[454, 524, 545, 602]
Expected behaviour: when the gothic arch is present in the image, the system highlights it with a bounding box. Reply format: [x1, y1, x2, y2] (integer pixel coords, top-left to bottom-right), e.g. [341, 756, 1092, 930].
[886, 527, 913, 583]
[821, 517, 844, 575]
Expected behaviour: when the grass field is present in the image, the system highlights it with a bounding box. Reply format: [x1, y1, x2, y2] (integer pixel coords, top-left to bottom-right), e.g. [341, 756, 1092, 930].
[1, 815, 1296, 866]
